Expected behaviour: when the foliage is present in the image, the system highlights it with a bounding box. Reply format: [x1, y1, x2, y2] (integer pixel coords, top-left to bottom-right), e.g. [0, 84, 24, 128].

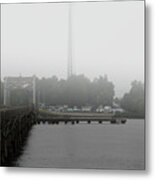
[38, 74, 115, 107]
[121, 81, 145, 118]
[0, 76, 145, 118]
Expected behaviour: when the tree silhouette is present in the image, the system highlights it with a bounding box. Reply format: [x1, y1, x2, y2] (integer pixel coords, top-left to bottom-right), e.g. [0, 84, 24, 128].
[121, 80, 144, 117]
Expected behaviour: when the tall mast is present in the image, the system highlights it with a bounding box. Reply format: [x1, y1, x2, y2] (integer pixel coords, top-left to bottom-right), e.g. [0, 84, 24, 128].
[68, 2, 73, 79]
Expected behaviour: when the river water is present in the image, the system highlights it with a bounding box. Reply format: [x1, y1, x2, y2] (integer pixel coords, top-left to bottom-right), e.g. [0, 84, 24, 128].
[15, 119, 145, 170]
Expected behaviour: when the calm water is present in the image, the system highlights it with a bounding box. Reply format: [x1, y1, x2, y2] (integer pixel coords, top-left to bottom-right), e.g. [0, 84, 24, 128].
[16, 119, 145, 170]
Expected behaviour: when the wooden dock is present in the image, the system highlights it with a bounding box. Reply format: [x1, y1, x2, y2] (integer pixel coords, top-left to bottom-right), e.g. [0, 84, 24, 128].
[38, 110, 127, 125]
[0, 106, 37, 166]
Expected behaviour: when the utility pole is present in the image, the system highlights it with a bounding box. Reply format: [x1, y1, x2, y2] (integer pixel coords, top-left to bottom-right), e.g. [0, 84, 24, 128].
[68, 2, 73, 79]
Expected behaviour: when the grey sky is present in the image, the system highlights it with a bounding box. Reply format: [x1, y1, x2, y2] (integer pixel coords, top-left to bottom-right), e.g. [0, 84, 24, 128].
[1, 1, 144, 97]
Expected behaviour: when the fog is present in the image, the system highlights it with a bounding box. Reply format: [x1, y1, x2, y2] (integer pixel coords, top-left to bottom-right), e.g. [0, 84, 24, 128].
[1, 1, 144, 97]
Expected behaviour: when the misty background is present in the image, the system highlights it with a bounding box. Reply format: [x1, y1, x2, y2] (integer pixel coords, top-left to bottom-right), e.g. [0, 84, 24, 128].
[1, 1, 144, 97]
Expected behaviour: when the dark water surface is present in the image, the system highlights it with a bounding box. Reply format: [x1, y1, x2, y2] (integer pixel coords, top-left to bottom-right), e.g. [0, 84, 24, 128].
[16, 119, 144, 170]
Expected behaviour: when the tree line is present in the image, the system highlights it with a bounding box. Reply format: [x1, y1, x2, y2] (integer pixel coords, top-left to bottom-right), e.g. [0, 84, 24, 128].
[38, 75, 114, 107]
[0, 75, 145, 117]
[120, 80, 145, 118]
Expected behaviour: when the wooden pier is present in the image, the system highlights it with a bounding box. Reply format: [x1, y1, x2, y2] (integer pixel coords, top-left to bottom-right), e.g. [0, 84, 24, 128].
[0, 106, 37, 166]
[37, 117, 127, 125]
[38, 110, 127, 125]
